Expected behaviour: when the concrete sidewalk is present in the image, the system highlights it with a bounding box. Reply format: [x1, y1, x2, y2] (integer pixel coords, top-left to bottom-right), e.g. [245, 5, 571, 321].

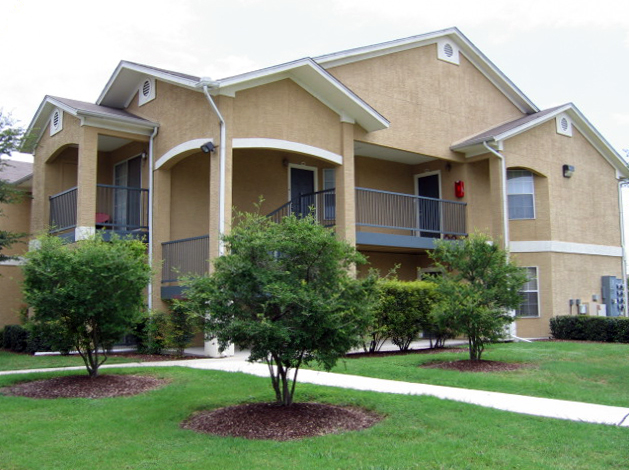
[2, 356, 628, 427]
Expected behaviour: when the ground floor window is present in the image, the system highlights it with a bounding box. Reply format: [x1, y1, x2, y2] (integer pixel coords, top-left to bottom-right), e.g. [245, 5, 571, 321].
[515, 267, 539, 317]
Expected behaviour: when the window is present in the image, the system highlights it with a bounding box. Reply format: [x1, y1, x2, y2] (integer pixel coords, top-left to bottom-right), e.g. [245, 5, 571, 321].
[516, 267, 539, 317]
[507, 169, 535, 219]
[323, 168, 335, 221]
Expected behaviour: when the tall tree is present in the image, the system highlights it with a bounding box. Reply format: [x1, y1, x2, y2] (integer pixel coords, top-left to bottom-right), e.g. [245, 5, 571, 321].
[182, 212, 377, 406]
[428, 233, 529, 361]
[0, 111, 26, 263]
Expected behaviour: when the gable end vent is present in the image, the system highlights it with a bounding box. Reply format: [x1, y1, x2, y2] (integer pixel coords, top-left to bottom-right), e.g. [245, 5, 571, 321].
[50, 108, 63, 136]
[437, 38, 459, 65]
[138, 77, 156, 106]
[556, 114, 573, 137]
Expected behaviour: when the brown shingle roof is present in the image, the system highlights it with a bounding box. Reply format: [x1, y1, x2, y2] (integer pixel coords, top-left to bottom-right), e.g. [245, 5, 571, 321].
[0, 159, 33, 184]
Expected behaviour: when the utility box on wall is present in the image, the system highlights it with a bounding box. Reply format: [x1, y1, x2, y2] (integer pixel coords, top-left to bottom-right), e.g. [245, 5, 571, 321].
[601, 276, 625, 317]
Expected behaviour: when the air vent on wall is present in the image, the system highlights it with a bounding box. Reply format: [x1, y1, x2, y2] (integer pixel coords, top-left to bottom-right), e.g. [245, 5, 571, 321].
[138, 77, 156, 106]
[556, 114, 573, 137]
[50, 108, 63, 136]
[437, 38, 459, 65]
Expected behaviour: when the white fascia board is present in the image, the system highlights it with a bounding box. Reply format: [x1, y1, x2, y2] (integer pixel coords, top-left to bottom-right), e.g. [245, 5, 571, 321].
[215, 58, 388, 132]
[22, 97, 80, 153]
[80, 115, 158, 136]
[511, 241, 622, 257]
[98, 61, 198, 107]
[493, 105, 572, 142]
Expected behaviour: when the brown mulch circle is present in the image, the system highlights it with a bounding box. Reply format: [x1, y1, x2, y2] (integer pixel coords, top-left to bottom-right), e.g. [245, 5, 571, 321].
[346, 347, 467, 359]
[1, 374, 169, 399]
[422, 359, 527, 373]
[182, 402, 383, 441]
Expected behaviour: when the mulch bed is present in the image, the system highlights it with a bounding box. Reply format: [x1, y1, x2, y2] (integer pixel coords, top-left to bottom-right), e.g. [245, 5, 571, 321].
[182, 402, 383, 441]
[345, 347, 467, 359]
[1, 374, 169, 399]
[422, 359, 527, 373]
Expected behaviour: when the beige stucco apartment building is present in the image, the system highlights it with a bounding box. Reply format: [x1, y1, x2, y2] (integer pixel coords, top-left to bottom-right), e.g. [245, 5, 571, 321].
[6, 27, 628, 340]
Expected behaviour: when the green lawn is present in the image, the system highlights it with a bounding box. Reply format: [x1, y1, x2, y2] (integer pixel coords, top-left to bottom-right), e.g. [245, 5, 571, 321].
[1, 366, 627, 470]
[0, 350, 153, 371]
[310, 341, 629, 407]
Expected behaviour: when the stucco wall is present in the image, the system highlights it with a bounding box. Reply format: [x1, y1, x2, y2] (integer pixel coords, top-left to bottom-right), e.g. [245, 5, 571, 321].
[327, 44, 525, 159]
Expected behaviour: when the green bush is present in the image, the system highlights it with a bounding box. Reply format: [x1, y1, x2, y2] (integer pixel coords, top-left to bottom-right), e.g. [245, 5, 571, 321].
[0, 327, 4, 348]
[374, 279, 437, 351]
[3, 325, 28, 352]
[550, 315, 629, 343]
[136, 311, 169, 355]
[167, 302, 198, 355]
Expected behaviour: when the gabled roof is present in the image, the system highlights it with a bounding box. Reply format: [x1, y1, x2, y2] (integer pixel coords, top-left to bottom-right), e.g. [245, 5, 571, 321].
[97, 59, 389, 133]
[23, 96, 159, 153]
[0, 159, 33, 187]
[451, 103, 629, 177]
[315, 27, 539, 115]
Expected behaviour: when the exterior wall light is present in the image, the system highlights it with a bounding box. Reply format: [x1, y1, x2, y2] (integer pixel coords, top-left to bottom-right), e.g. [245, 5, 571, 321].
[563, 164, 575, 178]
[201, 141, 215, 153]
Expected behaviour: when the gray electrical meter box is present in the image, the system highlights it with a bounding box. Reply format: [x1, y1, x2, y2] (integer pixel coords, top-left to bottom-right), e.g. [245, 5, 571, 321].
[601, 276, 625, 317]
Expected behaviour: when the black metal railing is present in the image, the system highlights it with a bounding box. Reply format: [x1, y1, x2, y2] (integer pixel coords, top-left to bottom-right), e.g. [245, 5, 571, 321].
[161, 235, 210, 283]
[355, 187, 467, 238]
[266, 188, 336, 227]
[49, 187, 78, 233]
[48, 184, 149, 234]
[95, 184, 149, 232]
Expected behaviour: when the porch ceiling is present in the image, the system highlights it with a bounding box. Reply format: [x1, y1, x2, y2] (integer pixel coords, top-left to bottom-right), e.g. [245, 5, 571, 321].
[98, 135, 133, 152]
[354, 142, 435, 165]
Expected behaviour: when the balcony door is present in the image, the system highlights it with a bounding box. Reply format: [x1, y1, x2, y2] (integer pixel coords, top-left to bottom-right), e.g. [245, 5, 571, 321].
[114, 156, 142, 230]
[415, 172, 441, 238]
[289, 165, 316, 218]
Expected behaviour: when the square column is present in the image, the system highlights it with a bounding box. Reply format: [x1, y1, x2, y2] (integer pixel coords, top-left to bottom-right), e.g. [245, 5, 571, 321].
[336, 122, 356, 247]
[75, 127, 98, 241]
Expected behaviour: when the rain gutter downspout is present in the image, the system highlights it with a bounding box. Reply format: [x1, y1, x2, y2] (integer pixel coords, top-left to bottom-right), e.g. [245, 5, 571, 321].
[201, 81, 226, 256]
[482, 141, 532, 342]
[147, 126, 159, 311]
[618, 178, 629, 317]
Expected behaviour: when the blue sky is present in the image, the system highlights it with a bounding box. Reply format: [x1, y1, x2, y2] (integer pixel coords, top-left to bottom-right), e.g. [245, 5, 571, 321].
[2, 0, 628, 160]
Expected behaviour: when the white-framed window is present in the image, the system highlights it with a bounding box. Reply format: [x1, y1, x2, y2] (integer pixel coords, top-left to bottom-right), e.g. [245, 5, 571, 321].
[515, 267, 539, 317]
[323, 168, 335, 220]
[507, 169, 535, 220]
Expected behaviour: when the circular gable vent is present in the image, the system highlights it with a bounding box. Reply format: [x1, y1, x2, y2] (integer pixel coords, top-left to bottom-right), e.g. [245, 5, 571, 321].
[443, 43, 454, 58]
[142, 80, 152, 98]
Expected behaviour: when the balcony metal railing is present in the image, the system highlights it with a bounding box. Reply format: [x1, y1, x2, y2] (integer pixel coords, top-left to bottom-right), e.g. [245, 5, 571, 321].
[48, 184, 149, 234]
[161, 235, 210, 283]
[355, 187, 467, 238]
[266, 188, 336, 227]
[49, 187, 78, 233]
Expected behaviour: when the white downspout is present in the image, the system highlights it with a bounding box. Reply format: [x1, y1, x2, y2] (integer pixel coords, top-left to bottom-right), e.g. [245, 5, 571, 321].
[618, 178, 629, 317]
[147, 126, 158, 311]
[201, 81, 226, 256]
[482, 141, 532, 342]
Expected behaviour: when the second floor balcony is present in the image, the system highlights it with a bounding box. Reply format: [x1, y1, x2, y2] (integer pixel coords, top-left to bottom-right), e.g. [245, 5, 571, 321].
[49, 184, 149, 241]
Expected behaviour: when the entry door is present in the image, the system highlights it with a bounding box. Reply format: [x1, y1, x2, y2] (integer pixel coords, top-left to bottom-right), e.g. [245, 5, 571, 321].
[114, 156, 142, 229]
[416, 173, 441, 238]
[290, 167, 315, 217]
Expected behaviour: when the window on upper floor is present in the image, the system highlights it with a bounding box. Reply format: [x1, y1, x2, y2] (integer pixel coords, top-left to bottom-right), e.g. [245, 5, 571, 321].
[507, 169, 535, 220]
[515, 267, 539, 317]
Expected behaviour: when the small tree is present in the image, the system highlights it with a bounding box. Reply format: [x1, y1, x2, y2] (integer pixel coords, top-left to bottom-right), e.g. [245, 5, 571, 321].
[183, 212, 376, 406]
[428, 233, 528, 361]
[22, 234, 152, 377]
[0, 111, 26, 263]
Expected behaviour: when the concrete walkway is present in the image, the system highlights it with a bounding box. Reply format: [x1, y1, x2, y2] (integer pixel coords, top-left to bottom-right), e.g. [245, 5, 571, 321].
[2, 354, 629, 427]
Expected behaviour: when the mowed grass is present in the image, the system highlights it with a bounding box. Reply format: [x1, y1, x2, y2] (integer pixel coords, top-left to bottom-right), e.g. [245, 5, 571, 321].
[1, 366, 628, 470]
[313, 341, 629, 407]
[0, 350, 153, 371]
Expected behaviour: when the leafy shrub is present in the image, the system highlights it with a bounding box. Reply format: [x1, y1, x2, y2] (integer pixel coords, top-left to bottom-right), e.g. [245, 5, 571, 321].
[168, 301, 198, 355]
[0, 328, 4, 348]
[136, 311, 169, 355]
[3, 325, 28, 352]
[550, 315, 629, 343]
[374, 279, 437, 351]
[424, 309, 458, 348]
